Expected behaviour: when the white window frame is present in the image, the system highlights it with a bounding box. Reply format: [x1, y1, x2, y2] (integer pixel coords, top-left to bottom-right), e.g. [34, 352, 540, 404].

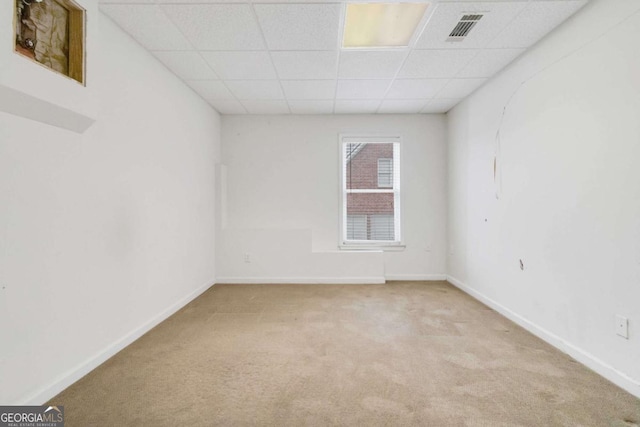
[339, 134, 403, 249]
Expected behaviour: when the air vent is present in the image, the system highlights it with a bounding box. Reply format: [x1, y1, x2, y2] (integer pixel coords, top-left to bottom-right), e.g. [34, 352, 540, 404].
[447, 14, 483, 42]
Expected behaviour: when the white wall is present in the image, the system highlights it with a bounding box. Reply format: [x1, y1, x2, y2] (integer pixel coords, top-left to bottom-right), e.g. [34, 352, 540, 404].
[0, 13, 221, 404]
[218, 115, 447, 283]
[447, 0, 640, 397]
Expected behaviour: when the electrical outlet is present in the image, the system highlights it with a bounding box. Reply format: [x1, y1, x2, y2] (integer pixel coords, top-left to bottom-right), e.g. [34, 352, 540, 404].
[616, 315, 629, 339]
[244, 253, 251, 263]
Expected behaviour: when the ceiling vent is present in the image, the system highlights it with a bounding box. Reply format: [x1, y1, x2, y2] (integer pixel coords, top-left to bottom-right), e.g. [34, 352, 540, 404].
[447, 14, 483, 42]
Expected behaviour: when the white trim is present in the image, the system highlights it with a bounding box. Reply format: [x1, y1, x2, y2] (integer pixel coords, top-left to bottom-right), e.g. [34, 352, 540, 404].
[346, 189, 395, 194]
[340, 244, 405, 251]
[446, 275, 640, 399]
[341, 134, 402, 144]
[392, 142, 402, 242]
[22, 279, 215, 405]
[216, 276, 385, 285]
[386, 274, 447, 281]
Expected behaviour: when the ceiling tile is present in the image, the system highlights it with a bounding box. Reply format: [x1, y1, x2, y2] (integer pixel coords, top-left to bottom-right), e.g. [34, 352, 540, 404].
[101, 0, 155, 3]
[208, 99, 246, 115]
[241, 100, 290, 114]
[386, 79, 448, 99]
[271, 51, 338, 80]
[201, 52, 277, 80]
[161, 4, 265, 50]
[281, 80, 336, 100]
[336, 80, 391, 100]
[415, 2, 527, 50]
[226, 81, 284, 100]
[254, 4, 341, 50]
[378, 100, 429, 114]
[457, 48, 525, 78]
[399, 49, 477, 78]
[288, 100, 335, 114]
[249, 0, 343, 2]
[436, 0, 526, 2]
[153, 51, 218, 80]
[338, 51, 407, 79]
[186, 80, 235, 101]
[489, 1, 588, 48]
[100, 5, 191, 51]
[102, 0, 587, 116]
[437, 78, 487, 98]
[334, 100, 381, 114]
[157, 0, 249, 2]
[422, 98, 463, 113]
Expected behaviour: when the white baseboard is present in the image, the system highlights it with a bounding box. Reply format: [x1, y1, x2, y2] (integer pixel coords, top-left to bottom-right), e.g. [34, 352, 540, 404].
[24, 279, 215, 405]
[216, 276, 385, 284]
[446, 275, 640, 399]
[385, 274, 447, 281]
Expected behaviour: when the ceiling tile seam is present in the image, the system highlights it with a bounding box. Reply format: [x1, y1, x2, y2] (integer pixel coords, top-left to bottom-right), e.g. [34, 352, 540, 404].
[374, 0, 438, 114]
[455, 48, 526, 79]
[100, 5, 227, 102]
[238, 1, 344, 5]
[148, 47, 515, 54]
[421, 99, 435, 111]
[432, 0, 533, 100]
[480, 0, 534, 50]
[249, 1, 291, 114]
[332, 2, 347, 114]
[100, 0, 575, 114]
[217, 78, 292, 82]
[116, 1, 360, 3]
[438, 1, 620, 105]
[337, 77, 400, 81]
[149, 49, 338, 53]
[428, 79, 468, 101]
[411, 0, 531, 52]
[384, 98, 434, 102]
[406, 0, 439, 50]
[101, 1, 157, 4]
[157, 3, 248, 113]
[100, 0, 538, 5]
[411, 47, 523, 51]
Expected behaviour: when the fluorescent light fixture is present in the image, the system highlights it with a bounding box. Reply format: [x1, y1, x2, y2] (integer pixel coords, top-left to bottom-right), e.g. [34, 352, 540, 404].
[343, 3, 430, 48]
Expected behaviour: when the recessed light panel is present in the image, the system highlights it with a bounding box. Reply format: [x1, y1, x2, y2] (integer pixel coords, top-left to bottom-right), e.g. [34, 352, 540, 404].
[343, 3, 430, 48]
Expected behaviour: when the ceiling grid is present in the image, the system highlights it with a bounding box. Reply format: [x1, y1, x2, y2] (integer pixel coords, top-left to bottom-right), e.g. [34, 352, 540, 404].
[100, 0, 589, 114]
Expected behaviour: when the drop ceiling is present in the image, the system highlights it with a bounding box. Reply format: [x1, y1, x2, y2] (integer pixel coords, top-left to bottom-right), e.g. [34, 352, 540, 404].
[100, 0, 588, 115]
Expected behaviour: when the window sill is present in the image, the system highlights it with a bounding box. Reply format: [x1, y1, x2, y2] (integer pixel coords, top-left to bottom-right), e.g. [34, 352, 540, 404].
[339, 244, 406, 252]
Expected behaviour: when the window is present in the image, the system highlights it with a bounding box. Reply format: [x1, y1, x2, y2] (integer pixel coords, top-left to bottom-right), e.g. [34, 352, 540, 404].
[341, 136, 401, 246]
[377, 158, 393, 188]
[346, 215, 367, 240]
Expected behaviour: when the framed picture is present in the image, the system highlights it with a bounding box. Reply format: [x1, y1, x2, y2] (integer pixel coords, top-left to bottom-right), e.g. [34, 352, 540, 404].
[14, 0, 86, 85]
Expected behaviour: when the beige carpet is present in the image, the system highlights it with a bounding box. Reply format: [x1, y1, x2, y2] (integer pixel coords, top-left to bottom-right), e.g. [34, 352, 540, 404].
[50, 281, 640, 426]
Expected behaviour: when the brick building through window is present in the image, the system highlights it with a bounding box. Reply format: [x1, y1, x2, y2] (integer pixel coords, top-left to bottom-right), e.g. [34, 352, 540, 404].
[342, 138, 400, 244]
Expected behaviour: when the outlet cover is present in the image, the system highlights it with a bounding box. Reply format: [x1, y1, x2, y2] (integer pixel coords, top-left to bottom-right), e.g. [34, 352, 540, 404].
[616, 315, 629, 339]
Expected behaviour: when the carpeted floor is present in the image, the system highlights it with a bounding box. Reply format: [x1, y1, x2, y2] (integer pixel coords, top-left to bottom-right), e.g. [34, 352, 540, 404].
[50, 281, 640, 426]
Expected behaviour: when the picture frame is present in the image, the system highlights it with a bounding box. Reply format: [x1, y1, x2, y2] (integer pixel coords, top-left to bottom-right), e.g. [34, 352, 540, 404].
[14, 0, 86, 85]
